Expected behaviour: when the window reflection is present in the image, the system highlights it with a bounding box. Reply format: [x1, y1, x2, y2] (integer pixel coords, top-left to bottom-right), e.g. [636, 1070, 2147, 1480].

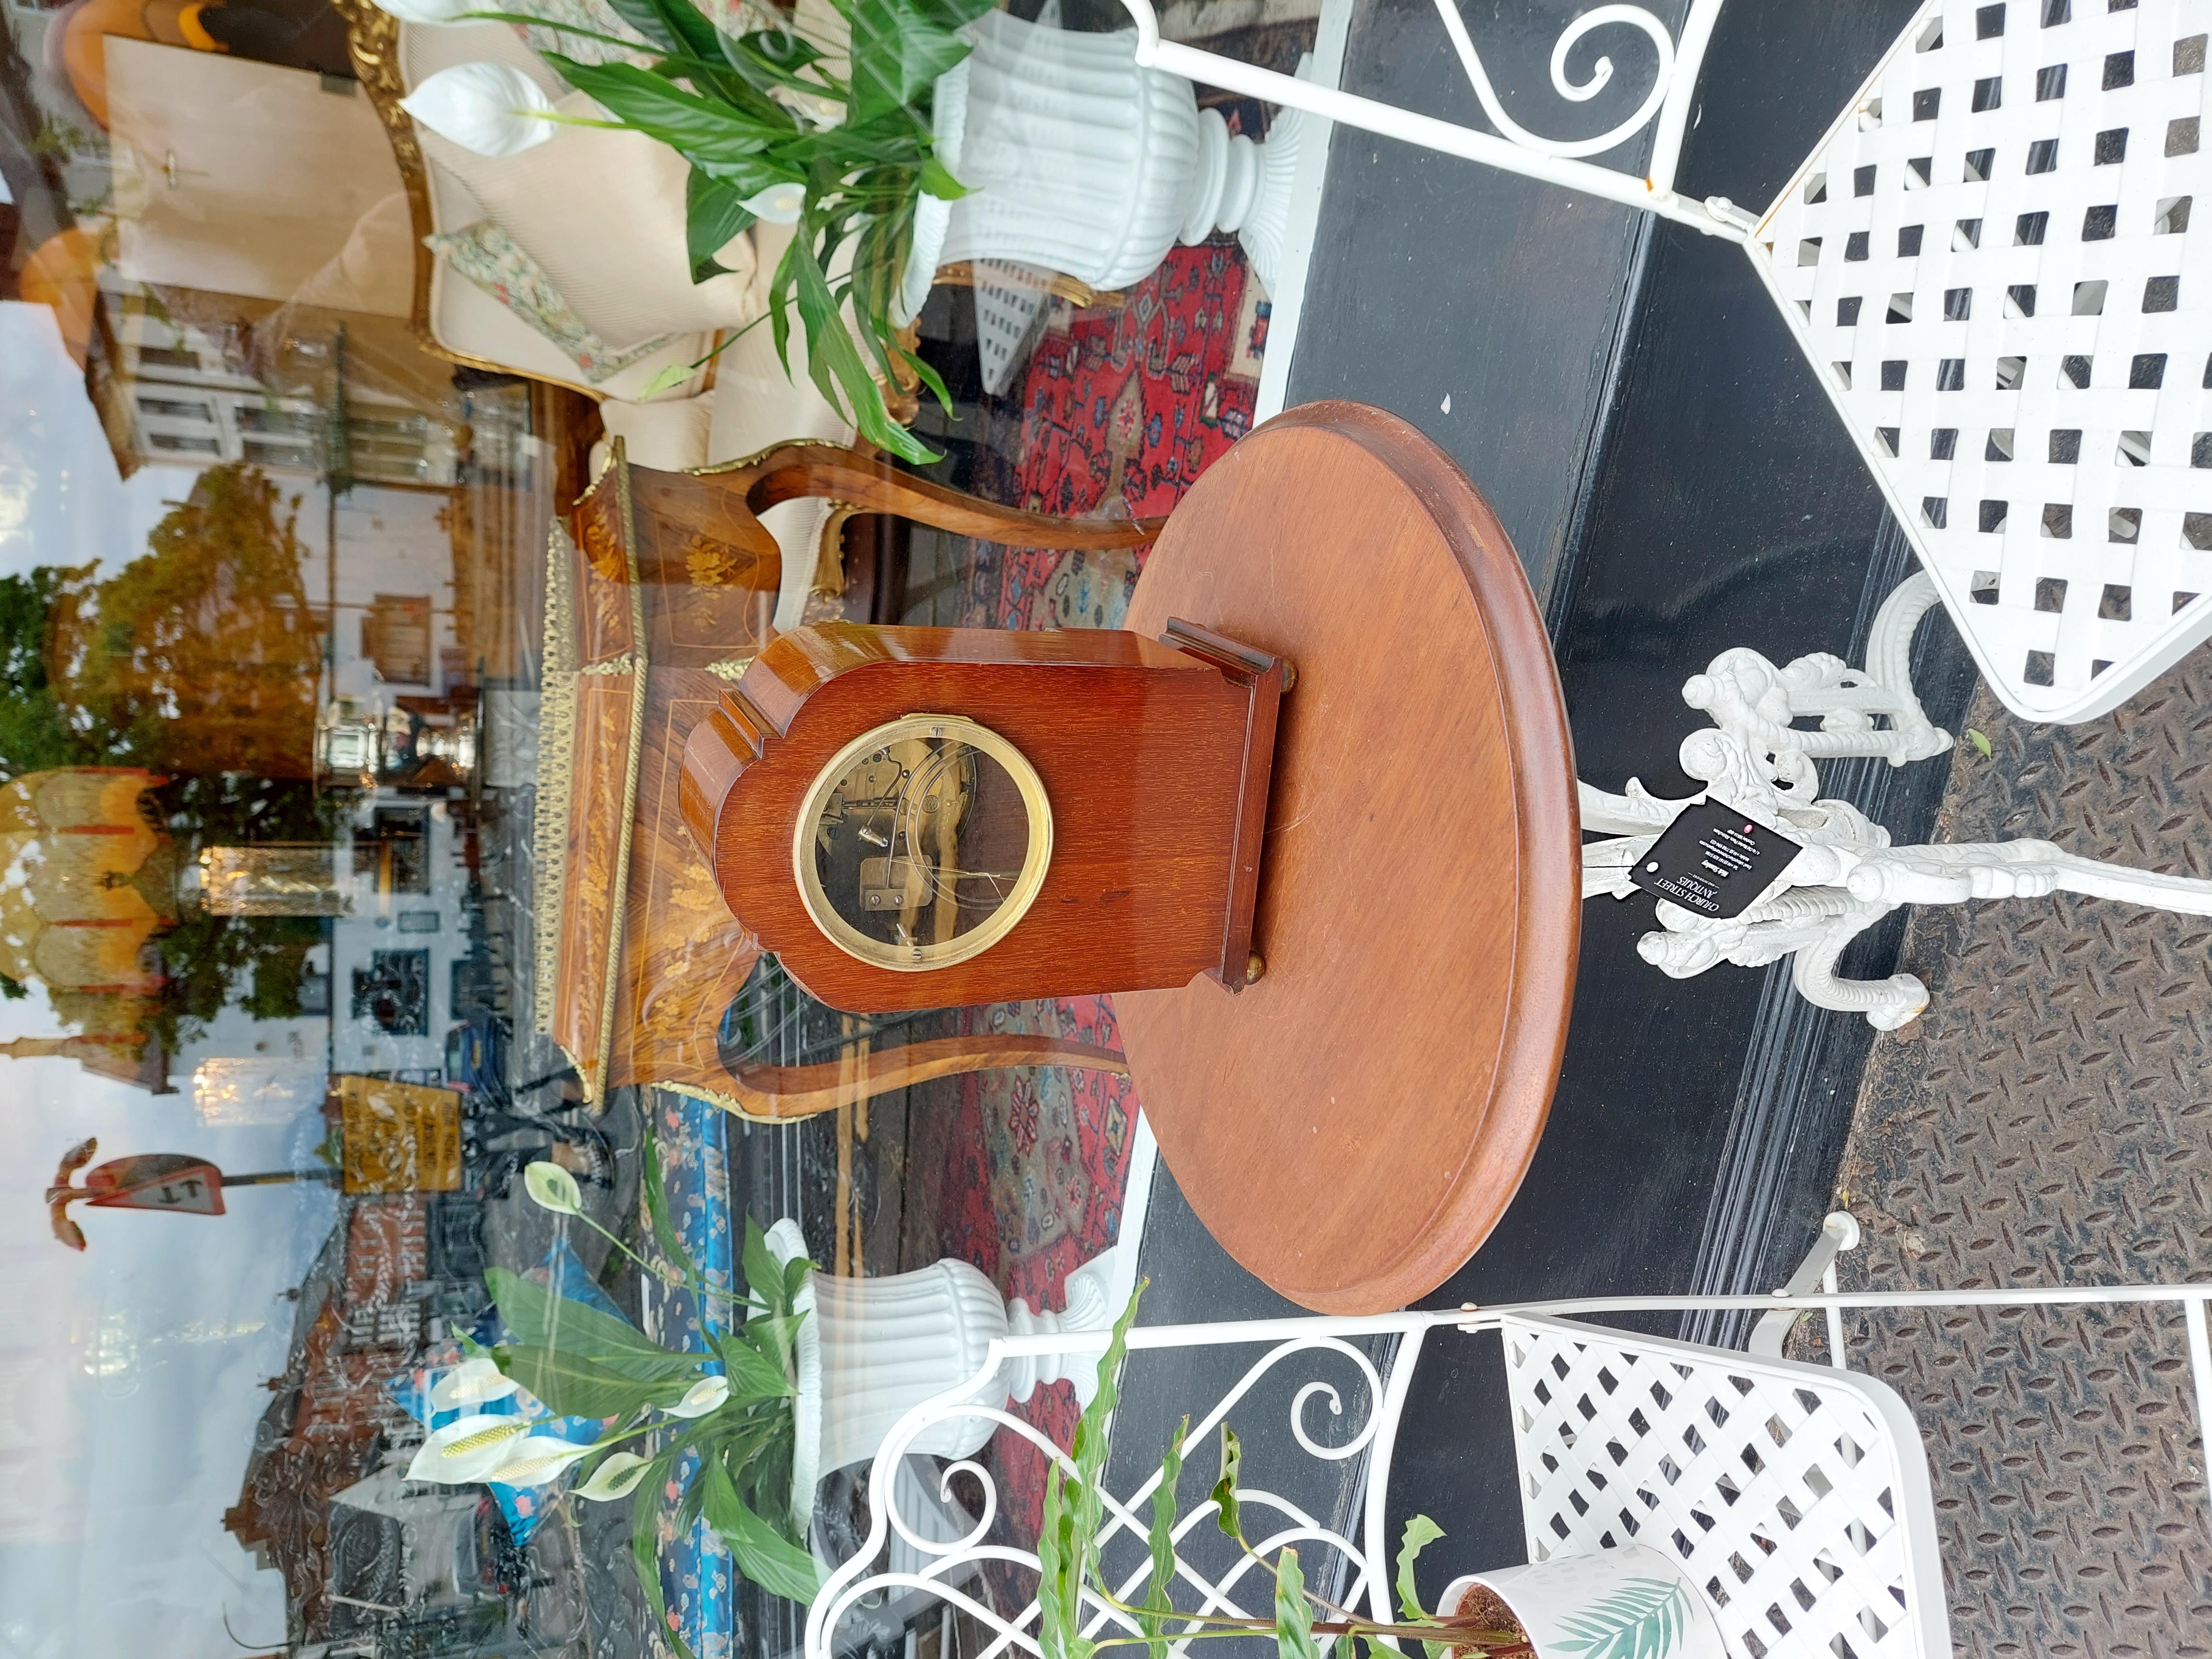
[0, 4, 1305, 1651]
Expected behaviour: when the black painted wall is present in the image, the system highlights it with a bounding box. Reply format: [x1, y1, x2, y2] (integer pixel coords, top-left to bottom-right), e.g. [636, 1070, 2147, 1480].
[1285, 0, 1687, 594]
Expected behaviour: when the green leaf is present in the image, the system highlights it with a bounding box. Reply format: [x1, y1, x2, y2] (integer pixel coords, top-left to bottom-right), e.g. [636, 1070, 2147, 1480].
[767, 227, 798, 381]
[498, 1343, 694, 1419]
[637, 0, 722, 63]
[711, 1327, 797, 1401]
[721, 28, 834, 98]
[640, 1136, 701, 1289]
[640, 363, 695, 399]
[450, 9, 655, 55]
[675, 1450, 711, 1535]
[739, 1313, 807, 1390]
[1549, 1579, 1689, 1659]
[1039, 1280, 1143, 1659]
[682, 57, 799, 131]
[784, 224, 937, 464]
[741, 1215, 787, 1315]
[1394, 1515, 1446, 1659]
[841, 0, 974, 127]
[699, 1457, 822, 1604]
[1274, 1547, 1326, 1659]
[599, 0, 680, 53]
[631, 1452, 696, 1659]
[901, 0, 997, 25]
[1038, 1458, 1083, 1659]
[849, 192, 915, 359]
[896, 341, 954, 419]
[1139, 1416, 1187, 1649]
[487, 1266, 693, 1365]
[1210, 1425, 1242, 1543]
[1966, 727, 1993, 758]
[543, 55, 785, 171]
[918, 155, 968, 200]
[687, 170, 759, 284]
[646, 0, 721, 61]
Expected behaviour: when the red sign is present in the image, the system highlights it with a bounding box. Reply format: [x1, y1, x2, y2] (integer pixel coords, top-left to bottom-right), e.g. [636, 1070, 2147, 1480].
[80, 1154, 225, 1215]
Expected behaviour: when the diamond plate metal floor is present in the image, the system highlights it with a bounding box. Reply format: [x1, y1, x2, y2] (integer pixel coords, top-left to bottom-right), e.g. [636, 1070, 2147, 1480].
[1829, 654, 2212, 1658]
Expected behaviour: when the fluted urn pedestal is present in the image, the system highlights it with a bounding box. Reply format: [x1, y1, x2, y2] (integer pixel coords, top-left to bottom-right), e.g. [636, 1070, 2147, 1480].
[896, 9, 1309, 322]
[765, 1221, 1122, 1510]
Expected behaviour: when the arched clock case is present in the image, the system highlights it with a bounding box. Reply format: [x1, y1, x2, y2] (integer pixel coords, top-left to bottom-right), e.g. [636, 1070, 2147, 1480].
[679, 619, 1288, 1013]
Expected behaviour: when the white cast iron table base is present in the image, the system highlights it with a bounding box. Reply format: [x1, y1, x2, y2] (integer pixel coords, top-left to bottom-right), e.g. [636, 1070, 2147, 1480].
[1581, 572, 2212, 1028]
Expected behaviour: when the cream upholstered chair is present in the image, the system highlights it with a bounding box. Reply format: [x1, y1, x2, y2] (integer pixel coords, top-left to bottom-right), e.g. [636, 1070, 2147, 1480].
[343, 3, 855, 626]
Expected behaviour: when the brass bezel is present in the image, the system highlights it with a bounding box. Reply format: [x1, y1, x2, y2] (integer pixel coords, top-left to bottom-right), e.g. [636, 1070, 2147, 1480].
[792, 714, 1052, 973]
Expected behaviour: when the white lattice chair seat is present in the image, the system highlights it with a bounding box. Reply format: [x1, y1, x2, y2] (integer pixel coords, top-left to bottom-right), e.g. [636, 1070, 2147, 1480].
[1499, 1315, 1947, 1659]
[1753, 0, 2212, 720]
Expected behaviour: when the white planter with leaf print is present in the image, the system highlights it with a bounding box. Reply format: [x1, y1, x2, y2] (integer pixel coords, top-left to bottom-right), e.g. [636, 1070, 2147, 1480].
[1441, 1545, 1727, 1659]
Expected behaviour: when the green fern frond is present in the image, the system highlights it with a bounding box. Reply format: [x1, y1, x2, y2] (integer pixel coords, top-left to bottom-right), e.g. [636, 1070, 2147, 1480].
[1548, 1578, 1690, 1659]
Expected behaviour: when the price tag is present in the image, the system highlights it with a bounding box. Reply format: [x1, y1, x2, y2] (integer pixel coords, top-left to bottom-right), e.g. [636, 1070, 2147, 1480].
[1629, 799, 1801, 921]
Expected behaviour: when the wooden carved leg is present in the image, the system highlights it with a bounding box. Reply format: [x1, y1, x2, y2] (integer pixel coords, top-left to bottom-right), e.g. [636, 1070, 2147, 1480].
[704, 442, 1168, 550]
[714, 1033, 1130, 1123]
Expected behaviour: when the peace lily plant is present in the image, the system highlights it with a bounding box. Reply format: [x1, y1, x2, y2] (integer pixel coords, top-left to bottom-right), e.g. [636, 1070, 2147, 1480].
[409, 1147, 821, 1651]
[1030, 1286, 1542, 1659]
[386, 0, 991, 462]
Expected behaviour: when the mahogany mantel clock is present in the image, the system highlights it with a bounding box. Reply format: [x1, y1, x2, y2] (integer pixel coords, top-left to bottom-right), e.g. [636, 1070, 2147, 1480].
[678, 619, 1288, 1013]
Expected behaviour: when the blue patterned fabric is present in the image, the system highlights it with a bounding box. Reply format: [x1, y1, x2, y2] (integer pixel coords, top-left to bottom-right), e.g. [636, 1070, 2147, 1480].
[651, 1092, 737, 1659]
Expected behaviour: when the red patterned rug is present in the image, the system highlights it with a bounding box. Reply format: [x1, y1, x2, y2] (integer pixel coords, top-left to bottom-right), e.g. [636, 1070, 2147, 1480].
[958, 241, 1265, 634]
[931, 237, 1269, 1535]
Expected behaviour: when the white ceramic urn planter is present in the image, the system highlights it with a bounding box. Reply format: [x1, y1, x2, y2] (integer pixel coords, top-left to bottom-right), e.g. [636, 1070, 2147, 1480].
[896, 8, 1309, 322]
[764, 1220, 1121, 1513]
[1441, 1545, 1727, 1659]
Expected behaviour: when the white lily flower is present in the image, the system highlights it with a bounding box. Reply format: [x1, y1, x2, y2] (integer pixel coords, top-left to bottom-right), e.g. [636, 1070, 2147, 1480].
[372, 0, 482, 24]
[575, 1450, 653, 1502]
[741, 182, 807, 224]
[486, 1435, 597, 1489]
[521, 1159, 582, 1216]
[408, 1414, 533, 1484]
[430, 1356, 520, 1411]
[401, 62, 557, 159]
[663, 1375, 730, 1418]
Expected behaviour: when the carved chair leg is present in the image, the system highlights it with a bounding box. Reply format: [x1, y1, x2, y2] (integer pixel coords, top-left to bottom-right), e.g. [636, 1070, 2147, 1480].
[715, 443, 1168, 551]
[718, 1033, 1130, 1123]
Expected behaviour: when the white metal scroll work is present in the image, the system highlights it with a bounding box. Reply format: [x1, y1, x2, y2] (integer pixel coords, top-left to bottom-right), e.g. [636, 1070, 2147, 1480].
[1580, 571, 2212, 1029]
[1117, 0, 2212, 724]
[805, 1329, 1408, 1659]
[1113, 0, 1745, 235]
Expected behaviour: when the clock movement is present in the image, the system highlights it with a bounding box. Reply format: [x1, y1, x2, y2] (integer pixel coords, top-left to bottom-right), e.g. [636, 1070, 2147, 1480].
[679, 619, 1288, 1013]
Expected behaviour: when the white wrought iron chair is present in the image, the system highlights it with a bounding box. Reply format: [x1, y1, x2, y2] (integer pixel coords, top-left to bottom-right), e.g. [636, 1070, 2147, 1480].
[1118, 0, 2212, 725]
[804, 1219, 2212, 1659]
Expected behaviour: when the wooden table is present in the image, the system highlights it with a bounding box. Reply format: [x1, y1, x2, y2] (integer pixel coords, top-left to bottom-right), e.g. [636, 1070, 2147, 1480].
[1117, 403, 1582, 1315]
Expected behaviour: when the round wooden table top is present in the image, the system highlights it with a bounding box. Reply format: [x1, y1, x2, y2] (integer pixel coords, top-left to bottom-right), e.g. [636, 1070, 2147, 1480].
[1117, 402, 1582, 1315]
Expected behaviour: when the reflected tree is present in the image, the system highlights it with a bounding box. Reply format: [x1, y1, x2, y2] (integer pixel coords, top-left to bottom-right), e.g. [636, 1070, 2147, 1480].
[0, 464, 337, 1051]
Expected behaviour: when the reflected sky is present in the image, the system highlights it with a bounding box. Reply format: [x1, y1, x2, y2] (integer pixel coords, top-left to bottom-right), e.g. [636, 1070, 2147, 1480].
[0, 308, 340, 1657]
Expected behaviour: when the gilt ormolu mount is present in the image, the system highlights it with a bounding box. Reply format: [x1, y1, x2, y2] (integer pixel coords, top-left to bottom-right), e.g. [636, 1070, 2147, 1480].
[678, 619, 1288, 1014]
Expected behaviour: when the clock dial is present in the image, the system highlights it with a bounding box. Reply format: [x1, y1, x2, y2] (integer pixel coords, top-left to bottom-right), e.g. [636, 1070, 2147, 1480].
[794, 715, 1052, 970]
